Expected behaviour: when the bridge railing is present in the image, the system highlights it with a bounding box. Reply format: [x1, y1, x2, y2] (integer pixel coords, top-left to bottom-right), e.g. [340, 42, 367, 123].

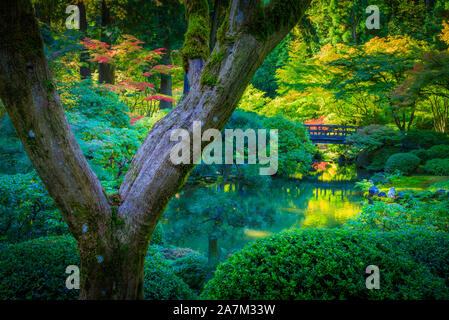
[304, 125, 358, 138]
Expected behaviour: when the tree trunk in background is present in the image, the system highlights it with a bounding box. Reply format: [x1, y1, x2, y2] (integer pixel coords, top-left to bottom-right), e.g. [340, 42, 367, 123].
[98, 0, 114, 84]
[210, 0, 229, 49]
[159, 37, 173, 109]
[1, 0, 311, 299]
[79, 1, 91, 79]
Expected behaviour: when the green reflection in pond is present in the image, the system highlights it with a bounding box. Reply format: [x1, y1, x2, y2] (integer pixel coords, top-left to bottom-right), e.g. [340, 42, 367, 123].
[161, 164, 363, 256]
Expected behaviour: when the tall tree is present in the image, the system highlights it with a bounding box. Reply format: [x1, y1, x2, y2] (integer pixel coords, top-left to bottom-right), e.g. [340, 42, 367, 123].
[0, 0, 311, 299]
[98, 0, 115, 84]
[78, 0, 91, 79]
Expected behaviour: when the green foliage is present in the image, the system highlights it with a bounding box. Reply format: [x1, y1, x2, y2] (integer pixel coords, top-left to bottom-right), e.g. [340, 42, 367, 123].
[345, 200, 449, 233]
[426, 144, 449, 160]
[172, 252, 211, 294]
[0, 116, 32, 174]
[385, 153, 421, 175]
[428, 178, 449, 192]
[424, 158, 449, 176]
[0, 237, 194, 300]
[261, 116, 315, 177]
[62, 80, 130, 127]
[410, 148, 429, 161]
[202, 229, 448, 299]
[402, 130, 449, 150]
[346, 125, 402, 157]
[377, 230, 449, 285]
[367, 147, 401, 171]
[150, 223, 165, 246]
[61, 81, 152, 191]
[0, 172, 67, 243]
[143, 246, 194, 300]
[0, 236, 79, 300]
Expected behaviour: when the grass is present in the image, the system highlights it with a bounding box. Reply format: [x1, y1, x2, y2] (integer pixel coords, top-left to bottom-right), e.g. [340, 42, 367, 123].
[383, 175, 449, 191]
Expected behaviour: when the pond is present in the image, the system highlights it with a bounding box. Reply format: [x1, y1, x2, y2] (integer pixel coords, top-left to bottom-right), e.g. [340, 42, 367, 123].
[161, 163, 365, 258]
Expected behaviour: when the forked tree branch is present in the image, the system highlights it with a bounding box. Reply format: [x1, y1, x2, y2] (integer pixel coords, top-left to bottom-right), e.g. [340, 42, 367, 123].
[118, 0, 311, 245]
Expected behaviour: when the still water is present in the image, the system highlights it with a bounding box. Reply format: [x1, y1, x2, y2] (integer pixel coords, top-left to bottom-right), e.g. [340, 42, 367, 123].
[161, 164, 364, 256]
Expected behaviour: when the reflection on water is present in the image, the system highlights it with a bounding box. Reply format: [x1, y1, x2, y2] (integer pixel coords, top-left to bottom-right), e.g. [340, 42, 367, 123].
[162, 163, 364, 255]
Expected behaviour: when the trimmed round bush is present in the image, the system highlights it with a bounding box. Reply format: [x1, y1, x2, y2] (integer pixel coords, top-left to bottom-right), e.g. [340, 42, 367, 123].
[172, 252, 211, 293]
[0, 236, 193, 300]
[377, 230, 449, 285]
[424, 158, 449, 176]
[0, 236, 79, 300]
[385, 153, 421, 175]
[426, 145, 449, 160]
[201, 229, 448, 300]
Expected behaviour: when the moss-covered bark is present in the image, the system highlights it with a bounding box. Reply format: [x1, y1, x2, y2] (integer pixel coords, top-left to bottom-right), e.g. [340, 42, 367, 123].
[182, 0, 211, 73]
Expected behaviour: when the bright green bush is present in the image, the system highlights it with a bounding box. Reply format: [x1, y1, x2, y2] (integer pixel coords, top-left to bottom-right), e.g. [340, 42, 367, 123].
[426, 145, 449, 160]
[61, 80, 130, 128]
[424, 158, 449, 176]
[344, 200, 449, 233]
[172, 252, 211, 293]
[262, 116, 315, 176]
[202, 229, 448, 300]
[384, 153, 421, 175]
[0, 237, 193, 300]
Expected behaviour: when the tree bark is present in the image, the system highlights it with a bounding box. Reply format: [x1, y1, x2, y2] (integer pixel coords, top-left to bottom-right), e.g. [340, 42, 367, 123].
[98, 0, 115, 84]
[78, 1, 91, 79]
[210, 0, 229, 49]
[159, 37, 173, 109]
[0, 0, 311, 299]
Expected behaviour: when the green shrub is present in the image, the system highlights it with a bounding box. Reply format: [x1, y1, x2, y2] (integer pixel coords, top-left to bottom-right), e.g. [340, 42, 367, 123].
[424, 158, 449, 176]
[172, 252, 211, 293]
[143, 246, 194, 300]
[428, 179, 449, 192]
[426, 145, 449, 160]
[344, 200, 449, 233]
[346, 125, 402, 156]
[377, 230, 449, 285]
[150, 223, 165, 246]
[402, 130, 449, 150]
[202, 229, 448, 300]
[0, 116, 32, 174]
[0, 236, 79, 300]
[367, 147, 401, 171]
[0, 237, 193, 300]
[262, 116, 315, 176]
[384, 153, 421, 175]
[410, 148, 428, 161]
[0, 172, 68, 243]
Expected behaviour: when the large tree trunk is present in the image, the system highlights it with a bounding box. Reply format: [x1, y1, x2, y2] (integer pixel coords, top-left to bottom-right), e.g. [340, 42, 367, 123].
[98, 0, 115, 84]
[79, 1, 91, 79]
[159, 37, 173, 109]
[0, 0, 311, 299]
